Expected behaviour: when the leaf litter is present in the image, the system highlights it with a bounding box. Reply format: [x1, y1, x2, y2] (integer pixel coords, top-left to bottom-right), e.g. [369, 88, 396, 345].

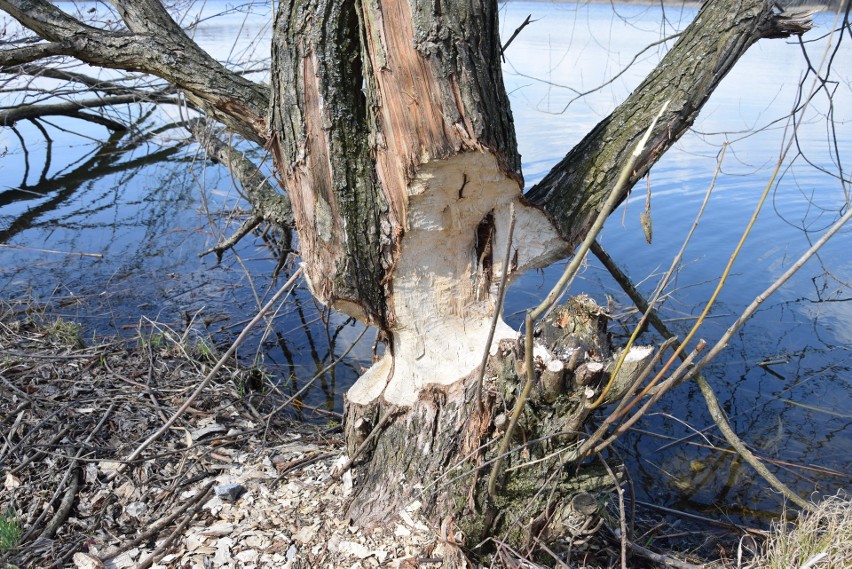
[0, 302, 439, 568]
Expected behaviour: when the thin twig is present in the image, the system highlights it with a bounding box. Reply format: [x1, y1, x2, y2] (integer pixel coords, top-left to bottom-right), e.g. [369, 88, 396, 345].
[500, 15, 536, 59]
[199, 214, 263, 262]
[111, 268, 302, 480]
[28, 405, 115, 541]
[333, 405, 402, 479]
[588, 141, 726, 409]
[102, 481, 216, 561]
[598, 453, 628, 569]
[476, 202, 516, 413]
[135, 483, 216, 569]
[626, 540, 705, 569]
[39, 469, 80, 540]
[486, 101, 671, 499]
[593, 341, 706, 455]
[487, 311, 534, 499]
[262, 325, 369, 441]
[0, 243, 103, 258]
[530, 99, 670, 323]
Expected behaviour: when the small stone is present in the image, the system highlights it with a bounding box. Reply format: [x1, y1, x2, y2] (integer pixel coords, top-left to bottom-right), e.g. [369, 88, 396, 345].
[214, 483, 246, 502]
[286, 544, 297, 560]
[571, 492, 599, 515]
[125, 502, 147, 518]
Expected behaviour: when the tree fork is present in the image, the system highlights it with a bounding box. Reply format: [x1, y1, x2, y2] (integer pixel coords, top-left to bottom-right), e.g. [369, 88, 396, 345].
[0, 0, 817, 558]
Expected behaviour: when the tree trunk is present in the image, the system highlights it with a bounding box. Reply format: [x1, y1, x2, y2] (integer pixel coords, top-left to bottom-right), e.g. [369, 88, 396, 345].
[1, 0, 813, 560]
[269, 0, 567, 406]
[262, 0, 814, 559]
[344, 296, 655, 551]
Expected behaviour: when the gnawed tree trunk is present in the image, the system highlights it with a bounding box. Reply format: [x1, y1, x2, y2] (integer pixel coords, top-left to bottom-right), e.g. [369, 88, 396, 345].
[266, 0, 812, 556]
[0, 0, 814, 559]
[344, 295, 655, 550]
[269, 0, 570, 411]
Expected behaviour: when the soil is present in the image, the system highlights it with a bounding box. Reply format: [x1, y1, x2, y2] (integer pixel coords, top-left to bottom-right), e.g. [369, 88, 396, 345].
[0, 304, 444, 569]
[0, 303, 719, 569]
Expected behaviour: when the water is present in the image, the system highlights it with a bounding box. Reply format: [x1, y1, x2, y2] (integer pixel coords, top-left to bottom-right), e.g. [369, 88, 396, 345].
[1, 1, 849, 530]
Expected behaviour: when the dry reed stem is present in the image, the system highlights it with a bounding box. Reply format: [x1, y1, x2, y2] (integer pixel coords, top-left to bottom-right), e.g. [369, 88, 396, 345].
[749, 493, 851, 569]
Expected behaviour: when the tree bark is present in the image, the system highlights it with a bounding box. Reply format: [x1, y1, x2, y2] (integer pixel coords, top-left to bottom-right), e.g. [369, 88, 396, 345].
[0, 0, 814, 559]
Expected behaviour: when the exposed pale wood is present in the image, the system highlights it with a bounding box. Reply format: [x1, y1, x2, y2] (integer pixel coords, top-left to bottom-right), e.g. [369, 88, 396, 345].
[345, 300, 654, 551]
[349, 152, 563, 406]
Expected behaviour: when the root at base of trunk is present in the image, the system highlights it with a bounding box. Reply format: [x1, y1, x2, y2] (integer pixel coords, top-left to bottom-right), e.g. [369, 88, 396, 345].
[342, 296, 652, 560]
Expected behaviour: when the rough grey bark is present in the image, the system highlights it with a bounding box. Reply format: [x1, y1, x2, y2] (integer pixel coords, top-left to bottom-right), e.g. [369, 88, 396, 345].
[268, 0, 522, 328]
[0, 0, 815, 559]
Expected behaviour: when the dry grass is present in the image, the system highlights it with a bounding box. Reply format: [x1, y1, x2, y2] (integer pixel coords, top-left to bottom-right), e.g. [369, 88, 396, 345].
[751, 493, 851, 569]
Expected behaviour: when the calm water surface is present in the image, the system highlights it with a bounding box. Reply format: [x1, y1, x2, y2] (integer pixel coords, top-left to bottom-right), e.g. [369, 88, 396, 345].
[1, 1, 849, 531]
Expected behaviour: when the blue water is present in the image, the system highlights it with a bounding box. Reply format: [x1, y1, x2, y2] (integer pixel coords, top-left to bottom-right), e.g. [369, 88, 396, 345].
[1, 1, 849, 526]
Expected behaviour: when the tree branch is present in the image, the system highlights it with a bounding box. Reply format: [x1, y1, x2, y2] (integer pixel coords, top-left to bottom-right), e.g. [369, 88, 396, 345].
[0, 93, 179, 127]
[1, 63, 169, 97]
[187, 118, 294, 233]
[0, 0, 270, 143]
[527, 0, 814, 247]
[107, 0, 189, 37]
[0, 40, 75, 66]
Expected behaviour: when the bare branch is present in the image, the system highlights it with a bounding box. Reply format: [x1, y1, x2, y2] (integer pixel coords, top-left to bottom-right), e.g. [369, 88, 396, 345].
[198, 215, 263, 262]
[0, 93, 179, 127]
[2, 63, 169, 97]
[500, 14, 535, 60]
[527, 0, 814, 248]
[187, 118, 294, 230]
[0, 0, 270, 143]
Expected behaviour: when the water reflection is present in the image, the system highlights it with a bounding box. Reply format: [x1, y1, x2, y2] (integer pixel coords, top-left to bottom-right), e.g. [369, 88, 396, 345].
[1, 116, 187, 244]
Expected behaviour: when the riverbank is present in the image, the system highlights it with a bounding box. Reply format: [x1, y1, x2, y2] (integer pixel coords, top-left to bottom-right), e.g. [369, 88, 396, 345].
[1, 304, 847, 568]
[0, 302, 444, 568]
